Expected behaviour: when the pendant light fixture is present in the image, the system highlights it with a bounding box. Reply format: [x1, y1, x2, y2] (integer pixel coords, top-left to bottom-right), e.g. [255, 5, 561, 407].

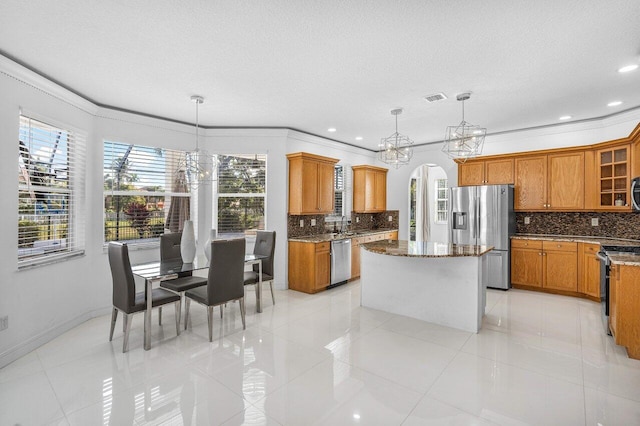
[378, 108, 414, 169]
[442, 93, 486, 162]
[178, 95, 215, 187]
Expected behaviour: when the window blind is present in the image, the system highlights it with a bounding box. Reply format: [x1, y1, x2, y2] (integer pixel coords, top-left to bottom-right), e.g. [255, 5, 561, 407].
[217, 154, 266, 237]
[18, 115, 86, 268]
[435, 179, 449, 223]
[103, 141, 191, 244]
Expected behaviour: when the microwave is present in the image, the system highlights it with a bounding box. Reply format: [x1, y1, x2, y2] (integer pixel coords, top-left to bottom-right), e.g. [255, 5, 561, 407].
[632, 177, 640, 211]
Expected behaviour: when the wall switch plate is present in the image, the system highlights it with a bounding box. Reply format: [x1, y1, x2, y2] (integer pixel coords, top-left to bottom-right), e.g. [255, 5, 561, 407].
[299, 220, 304, 227]
[311, 219, 316, 226]
[0, 316, 7, 331]
[592, 218, 599, 226]
[524, 217, 530, 225]
[356, 217, 360, 223]
[388, 215, 393, 222]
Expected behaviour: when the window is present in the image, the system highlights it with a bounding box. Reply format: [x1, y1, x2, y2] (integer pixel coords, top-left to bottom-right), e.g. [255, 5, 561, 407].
[435, 178, 448, 223]
[18, 115, 86, 267]
[333, 165, 344, 216]
[216, 154, 266, 238]
[103, 141, 190, 244]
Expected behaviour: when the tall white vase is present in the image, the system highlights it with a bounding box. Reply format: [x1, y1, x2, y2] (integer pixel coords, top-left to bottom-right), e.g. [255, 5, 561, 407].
[180, 220, 196, 263]
[204, 229, 217, 261]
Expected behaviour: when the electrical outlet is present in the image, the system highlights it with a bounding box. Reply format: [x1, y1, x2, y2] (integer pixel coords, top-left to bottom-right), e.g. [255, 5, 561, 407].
[388, 215, 393, 222]
[592, 218, 599, 226]
[311, 219, 316, 226]
[0, 316, 8, 332]
[524, 217, 530, 225]
[299, 220, 304, 227]
[356, 216, 360, 223]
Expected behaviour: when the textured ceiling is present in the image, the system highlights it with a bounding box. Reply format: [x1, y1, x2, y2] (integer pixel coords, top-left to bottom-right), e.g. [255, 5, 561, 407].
[1, 0, 639, 150]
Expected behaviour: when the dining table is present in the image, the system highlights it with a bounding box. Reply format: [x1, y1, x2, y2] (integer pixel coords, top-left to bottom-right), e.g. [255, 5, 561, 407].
[131, 253, 266, 350]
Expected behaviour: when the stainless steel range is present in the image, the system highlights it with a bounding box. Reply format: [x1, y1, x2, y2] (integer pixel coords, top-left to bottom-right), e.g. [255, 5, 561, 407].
[597, 245, 640, 335]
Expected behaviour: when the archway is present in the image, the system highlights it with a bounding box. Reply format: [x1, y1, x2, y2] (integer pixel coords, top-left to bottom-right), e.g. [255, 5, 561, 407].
[408, 164, 449, 243]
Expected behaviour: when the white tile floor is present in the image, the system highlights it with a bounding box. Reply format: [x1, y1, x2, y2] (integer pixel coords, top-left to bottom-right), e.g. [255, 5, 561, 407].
[2, 281, 640, 425]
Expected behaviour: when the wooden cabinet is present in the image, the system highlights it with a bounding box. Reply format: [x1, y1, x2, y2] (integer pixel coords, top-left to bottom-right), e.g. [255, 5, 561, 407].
[514, 152, 584, 210]
[510, 239, 578, 292]
[385, 230, 398, 240]
[287, 152, 339, 215]
[353, 165, 388, 213]
[596, 145, 630, 210]
[514, 156, 547, 210]
[511, 239, 543, 287]
[610, 264, 640, 359]
[578, 242, 600, 299]
[543, 241, 578, 292]
[458, 158, 514, 186]
[288, 241, 330, 293]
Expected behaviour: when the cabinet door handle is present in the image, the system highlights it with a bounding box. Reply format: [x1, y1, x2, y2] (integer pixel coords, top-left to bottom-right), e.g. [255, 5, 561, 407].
[538, 252, 542, 256]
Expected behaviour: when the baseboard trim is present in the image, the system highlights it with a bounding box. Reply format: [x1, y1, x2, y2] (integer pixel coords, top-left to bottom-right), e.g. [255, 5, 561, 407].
[0, 306, 112, 369]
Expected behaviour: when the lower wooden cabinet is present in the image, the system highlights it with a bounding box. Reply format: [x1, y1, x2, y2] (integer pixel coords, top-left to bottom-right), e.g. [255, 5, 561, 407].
[578, 242, 601, 299]
[610, 264, 640, 359]
[288, 241, 330, 294]
[511, 238, 580, 294]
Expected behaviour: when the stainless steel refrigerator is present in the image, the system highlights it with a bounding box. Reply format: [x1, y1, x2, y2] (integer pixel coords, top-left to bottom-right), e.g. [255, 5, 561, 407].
[449, 185, 515, 290]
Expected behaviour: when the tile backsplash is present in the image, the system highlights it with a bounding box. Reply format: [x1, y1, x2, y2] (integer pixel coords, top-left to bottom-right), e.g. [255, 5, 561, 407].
[516, 212, 640, 241]
[287, 211, 399, 238]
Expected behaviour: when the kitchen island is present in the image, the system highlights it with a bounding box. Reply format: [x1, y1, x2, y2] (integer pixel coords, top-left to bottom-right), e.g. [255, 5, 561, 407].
[360, 240, 493, 333]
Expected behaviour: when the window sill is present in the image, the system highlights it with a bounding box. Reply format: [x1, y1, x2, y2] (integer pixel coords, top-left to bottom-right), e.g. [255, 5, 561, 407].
[18, 250, 86, 271]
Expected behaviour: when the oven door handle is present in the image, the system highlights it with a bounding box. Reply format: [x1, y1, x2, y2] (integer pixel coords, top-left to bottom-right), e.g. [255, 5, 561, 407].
[632, 179, 640, 210]
[596, 252, 609, 262]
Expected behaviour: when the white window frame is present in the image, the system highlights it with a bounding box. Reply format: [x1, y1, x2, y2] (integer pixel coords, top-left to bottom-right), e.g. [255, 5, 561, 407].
[215, 154, 267, 239]
[434, 178, 449, 224]
[103, 141, 192, 247]
[18, 113, 86, 268]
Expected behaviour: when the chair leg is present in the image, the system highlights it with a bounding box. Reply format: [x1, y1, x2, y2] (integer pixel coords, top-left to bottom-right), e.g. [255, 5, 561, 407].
[174, 300, 181, 336]
[239, 297, 246, 330]
[109, 308, 118, 341]
[220, 305, 223, 319]
[123, 313, 132, 353]
[207, 306, 214, 342]
[158, 307, 162, 326]
[184, 298, 191, 330]
[269, 280, 275, 305]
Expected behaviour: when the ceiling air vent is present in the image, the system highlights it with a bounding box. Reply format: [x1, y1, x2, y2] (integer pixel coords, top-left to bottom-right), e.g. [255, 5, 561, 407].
[424, 92, 448, 103]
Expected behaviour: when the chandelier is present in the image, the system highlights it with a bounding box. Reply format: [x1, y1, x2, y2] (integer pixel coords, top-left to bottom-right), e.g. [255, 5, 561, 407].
[442, 93, 486, 162]
[177, 95, 215, 187]
[378, 108, 414, 169]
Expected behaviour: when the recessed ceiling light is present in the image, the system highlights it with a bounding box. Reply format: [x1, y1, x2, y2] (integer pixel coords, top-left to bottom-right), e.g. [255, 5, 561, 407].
[607, 101, 622, 107]
[618, 64, 638, 73]
[328, 128, 336, 132]
[355, 136, 363, 141]
[559, 115, 572, 120]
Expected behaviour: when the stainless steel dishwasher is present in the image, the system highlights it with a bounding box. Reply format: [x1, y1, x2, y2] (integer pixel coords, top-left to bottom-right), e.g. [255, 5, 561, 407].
[330, 238, 352, 287]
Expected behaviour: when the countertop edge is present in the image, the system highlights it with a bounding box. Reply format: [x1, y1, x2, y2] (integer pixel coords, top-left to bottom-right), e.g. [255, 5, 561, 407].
[511, 234, 640, 246]
[361, 240, 494, 258]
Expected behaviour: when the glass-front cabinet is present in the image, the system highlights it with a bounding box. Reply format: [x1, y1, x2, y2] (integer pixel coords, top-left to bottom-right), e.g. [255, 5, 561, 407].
[597, 145, 630, 209]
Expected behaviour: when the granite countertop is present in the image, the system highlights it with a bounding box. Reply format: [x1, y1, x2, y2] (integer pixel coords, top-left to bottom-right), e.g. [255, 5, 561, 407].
[608, 253, 640, 267]
[512, 234, 640, 246]
[288, 229, 397, 243]
[361, 240, 494, 258]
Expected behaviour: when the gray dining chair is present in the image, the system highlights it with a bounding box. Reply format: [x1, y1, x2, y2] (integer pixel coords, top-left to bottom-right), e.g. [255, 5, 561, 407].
[244, 230, 276, 305]
[159, 232, 207, 329]
[184, 238, 247, 341]
[108, 242, 181, 352]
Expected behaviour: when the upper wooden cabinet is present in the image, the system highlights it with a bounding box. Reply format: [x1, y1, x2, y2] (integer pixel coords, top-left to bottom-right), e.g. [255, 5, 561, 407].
[455, 121, 640, 212]
[596, 145, 630, 209]
[353, 165, 388, 213]
[458, 158, 514, 186]
[514, 152, 584, 211]
[287, 152, 339, 215]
